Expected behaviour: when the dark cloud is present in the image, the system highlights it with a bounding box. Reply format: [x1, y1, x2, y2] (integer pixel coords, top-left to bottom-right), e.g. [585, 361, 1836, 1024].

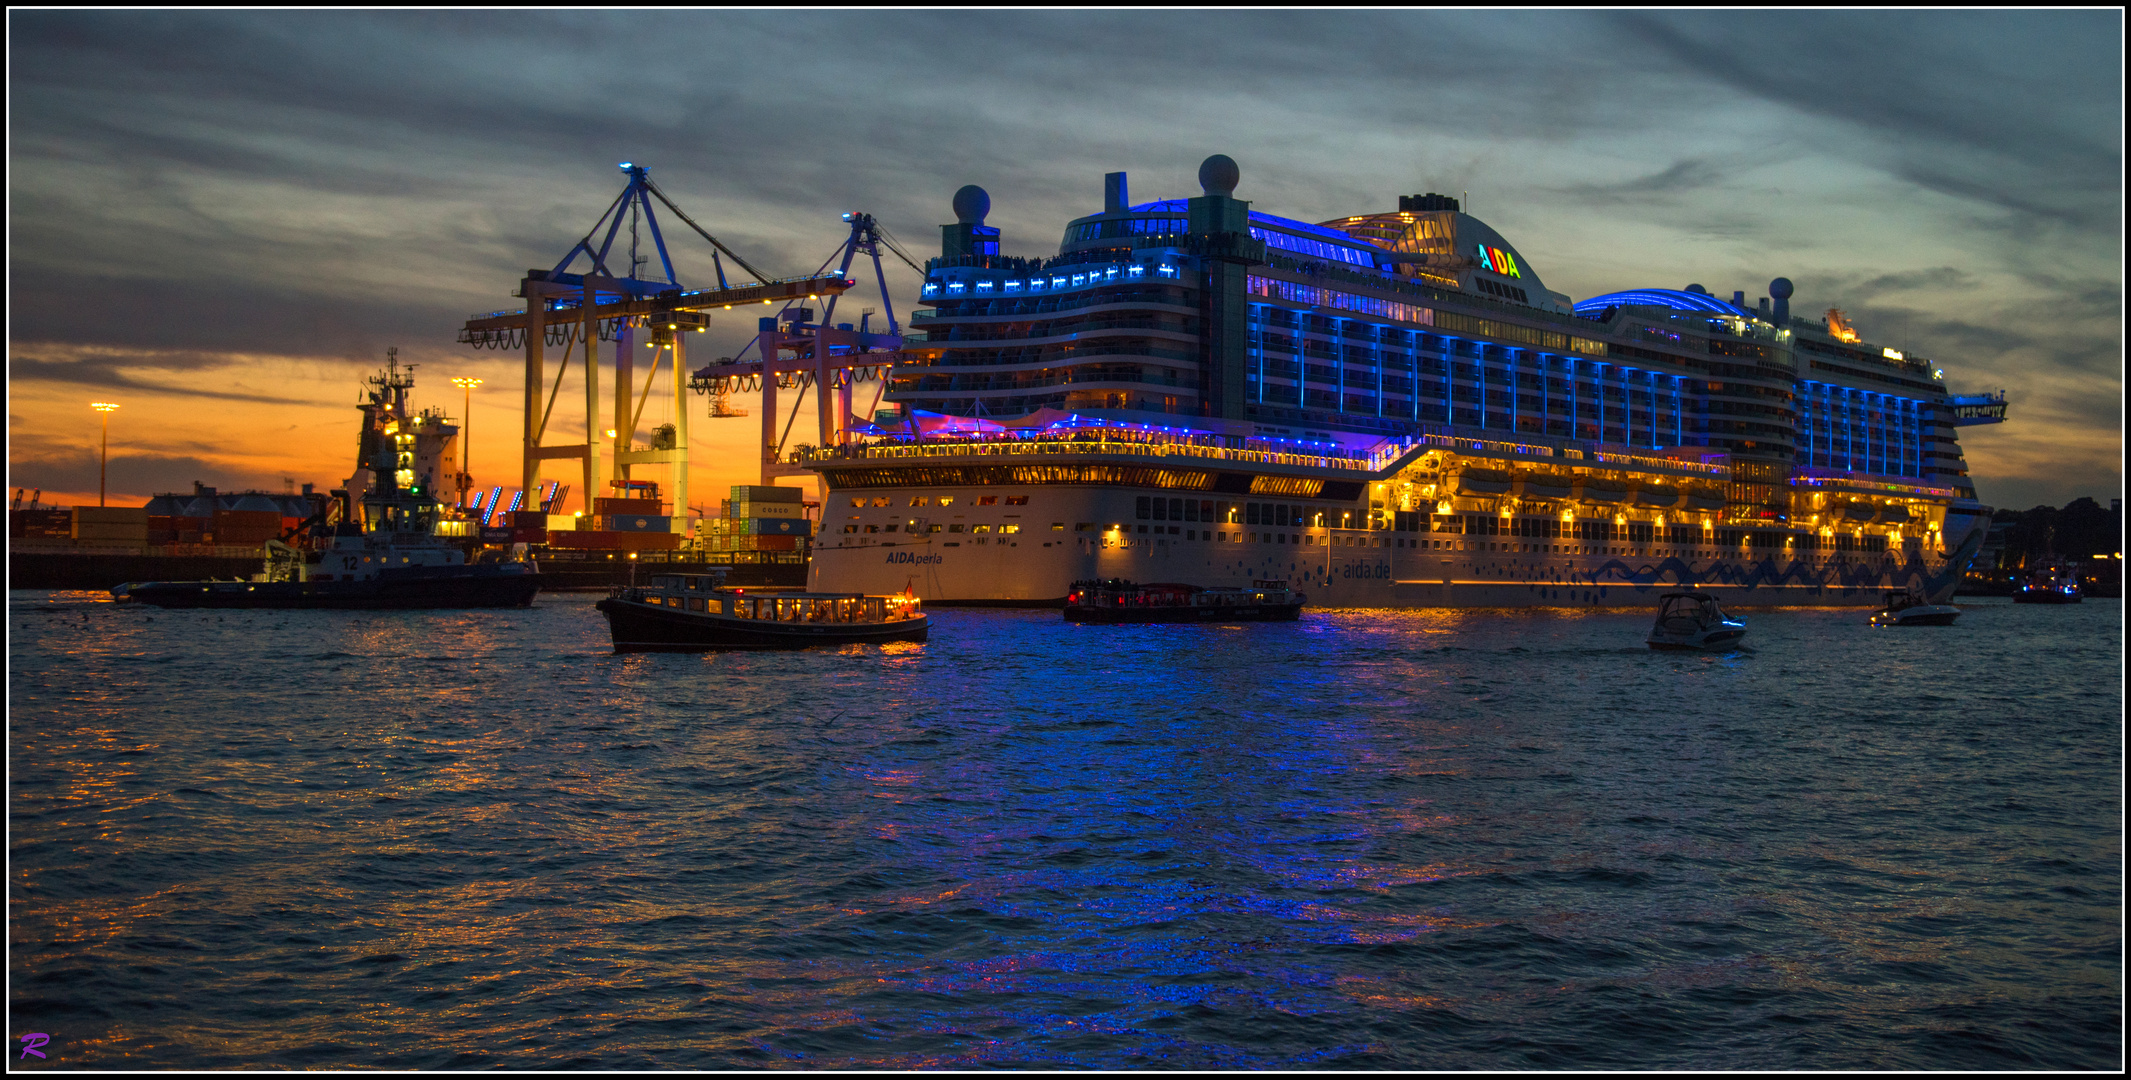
[7, 270, 478, 359]
[1556, 158, 1730, 204]
[1609, 10, 2119, 230]
[1848, 268, 1976, 298]
[7, 352, 317, 406]
[6, 446, 285, 500]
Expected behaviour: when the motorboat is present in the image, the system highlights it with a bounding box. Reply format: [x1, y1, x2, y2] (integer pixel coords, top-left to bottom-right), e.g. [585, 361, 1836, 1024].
[1869, 590, 1961, 626]
[2013, 565, 2083, 604]
[1645, 591, 1747, 650]
[595, 575, 927, 651]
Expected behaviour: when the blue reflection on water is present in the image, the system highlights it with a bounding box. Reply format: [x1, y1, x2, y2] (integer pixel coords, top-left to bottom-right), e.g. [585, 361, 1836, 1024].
[7, 593, 2121, 1069]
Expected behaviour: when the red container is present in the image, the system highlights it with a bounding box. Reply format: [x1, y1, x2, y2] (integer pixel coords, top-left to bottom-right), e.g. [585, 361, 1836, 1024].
[215, 510, 281, 530]
[547, 530, 621, 549]
[593, 497, 662, 515]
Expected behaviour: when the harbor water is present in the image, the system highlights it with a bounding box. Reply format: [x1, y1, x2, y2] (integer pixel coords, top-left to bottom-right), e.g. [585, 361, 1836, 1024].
[8, 592, 2121, 1069]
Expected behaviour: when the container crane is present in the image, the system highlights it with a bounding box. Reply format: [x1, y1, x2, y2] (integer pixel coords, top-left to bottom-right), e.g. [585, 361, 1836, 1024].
[457, 163, 854, 525]
[689, 210, 928, 485]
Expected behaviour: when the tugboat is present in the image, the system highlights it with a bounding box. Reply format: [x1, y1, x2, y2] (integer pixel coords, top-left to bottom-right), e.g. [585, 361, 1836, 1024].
[1063, 579, 1305, 624]
[115, 354, 538, 610]
[2013, 563, 2083, 604]
[1645, 591, 1748, 650]
[596, 575, 928, 651]
[1869, 589, 1962, 626]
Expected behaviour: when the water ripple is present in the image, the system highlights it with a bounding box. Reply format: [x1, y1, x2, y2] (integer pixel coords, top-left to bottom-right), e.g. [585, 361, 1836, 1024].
[7, 591, 2120, 1069]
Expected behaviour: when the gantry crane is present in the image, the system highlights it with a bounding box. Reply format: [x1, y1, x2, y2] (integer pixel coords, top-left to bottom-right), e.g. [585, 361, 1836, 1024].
[457, 163, 854, 522]
[688, 210, 930, 486]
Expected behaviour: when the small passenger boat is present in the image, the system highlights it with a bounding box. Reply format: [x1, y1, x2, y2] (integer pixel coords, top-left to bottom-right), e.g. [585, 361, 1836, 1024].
[594, 575, 927, 651]
[1869, 590, 1961, 626]
[1645, 590, 1747, 650]
[1064, 579, 1304, 624]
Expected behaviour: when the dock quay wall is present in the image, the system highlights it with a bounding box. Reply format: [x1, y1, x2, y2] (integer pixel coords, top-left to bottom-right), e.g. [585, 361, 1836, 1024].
[11, 550, 264, 591]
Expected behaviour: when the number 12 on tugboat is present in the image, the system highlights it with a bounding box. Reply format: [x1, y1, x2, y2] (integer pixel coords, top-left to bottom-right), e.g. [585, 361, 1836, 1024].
[595, 575, 928, 651]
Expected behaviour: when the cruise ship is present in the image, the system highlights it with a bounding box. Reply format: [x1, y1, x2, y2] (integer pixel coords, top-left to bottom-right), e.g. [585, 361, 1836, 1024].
[801, 155, 2008, 608]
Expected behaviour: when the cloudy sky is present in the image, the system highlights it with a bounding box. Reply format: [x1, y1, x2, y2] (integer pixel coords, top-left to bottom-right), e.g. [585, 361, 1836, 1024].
[8, 10, 2121, 512]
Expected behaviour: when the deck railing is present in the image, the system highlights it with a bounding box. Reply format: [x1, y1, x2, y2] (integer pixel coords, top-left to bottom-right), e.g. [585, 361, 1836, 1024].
[795, 427, 1732, 479]
[795, 435, 1377, 472]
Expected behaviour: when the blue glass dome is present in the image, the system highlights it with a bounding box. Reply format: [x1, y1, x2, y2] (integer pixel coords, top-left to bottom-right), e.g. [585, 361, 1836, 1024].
[1573, 288, 1751, 317]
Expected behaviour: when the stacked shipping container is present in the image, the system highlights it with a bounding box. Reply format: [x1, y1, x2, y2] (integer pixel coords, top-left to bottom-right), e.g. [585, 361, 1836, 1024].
[544, 484, 682, 550]
[703, 485, 812, 553]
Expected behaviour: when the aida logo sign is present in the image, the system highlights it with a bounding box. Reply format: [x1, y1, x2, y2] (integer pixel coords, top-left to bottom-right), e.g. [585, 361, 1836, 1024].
[1476, 244, 1521, 278]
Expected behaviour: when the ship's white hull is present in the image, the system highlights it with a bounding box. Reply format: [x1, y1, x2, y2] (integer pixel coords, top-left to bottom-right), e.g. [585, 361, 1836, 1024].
[809, 489, 1992, 609]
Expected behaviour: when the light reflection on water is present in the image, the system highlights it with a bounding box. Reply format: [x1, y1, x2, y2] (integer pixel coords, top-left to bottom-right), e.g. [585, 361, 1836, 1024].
[8, 591, 2121, 1069]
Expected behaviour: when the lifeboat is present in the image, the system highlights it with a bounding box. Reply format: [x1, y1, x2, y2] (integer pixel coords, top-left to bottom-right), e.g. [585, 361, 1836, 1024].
[1577, 477, 1630, 504]
[1515, 472, 1574, 499]
[1634, 483, 1684, 509]
[1456, 468, 1512, 495]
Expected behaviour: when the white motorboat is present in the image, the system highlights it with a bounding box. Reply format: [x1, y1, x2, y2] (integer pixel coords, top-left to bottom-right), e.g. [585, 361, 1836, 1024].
[1869, 590, 1961, 626]
[1646, 591, 1748, 651]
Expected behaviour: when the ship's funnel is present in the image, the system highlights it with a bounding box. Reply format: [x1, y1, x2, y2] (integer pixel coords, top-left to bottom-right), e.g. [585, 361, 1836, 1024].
[1105, 172, 1128, 213]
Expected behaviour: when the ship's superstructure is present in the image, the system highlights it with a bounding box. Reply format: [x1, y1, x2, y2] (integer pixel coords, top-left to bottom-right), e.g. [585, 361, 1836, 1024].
[803, 156, 2005, 607]
[339, 348, 460, 527]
